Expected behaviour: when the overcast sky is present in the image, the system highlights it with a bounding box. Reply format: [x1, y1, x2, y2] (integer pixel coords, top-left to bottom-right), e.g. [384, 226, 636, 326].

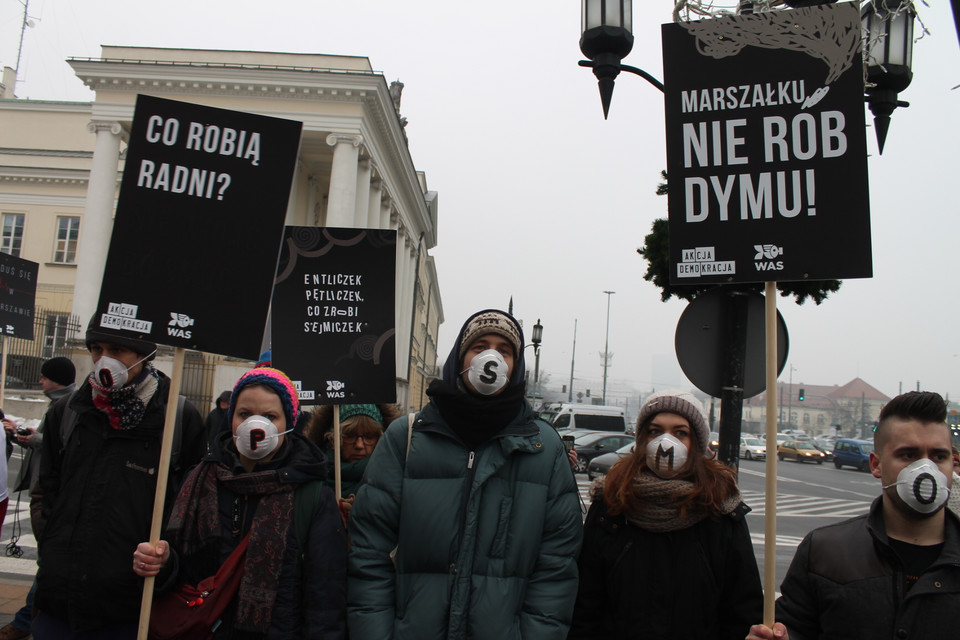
[3, 0, 958, 408]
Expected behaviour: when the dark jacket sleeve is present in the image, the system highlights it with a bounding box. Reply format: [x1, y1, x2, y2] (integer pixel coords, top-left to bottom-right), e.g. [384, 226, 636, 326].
[301, 485, 348, 639]
[568, 500, 611, 640]
[775, 534, 820, 640]
[37, 393, 70, 532]
[717, 513, 764, 640]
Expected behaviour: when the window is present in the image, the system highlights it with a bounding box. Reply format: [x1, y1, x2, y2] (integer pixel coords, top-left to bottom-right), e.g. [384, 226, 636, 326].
[1, 213, 24, 257]
[43, 313, 71, 358]
[54, 216, 80, 264]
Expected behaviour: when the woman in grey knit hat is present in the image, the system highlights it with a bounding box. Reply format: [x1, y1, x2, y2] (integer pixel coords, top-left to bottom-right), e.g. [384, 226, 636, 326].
[569, 389, 763, 640]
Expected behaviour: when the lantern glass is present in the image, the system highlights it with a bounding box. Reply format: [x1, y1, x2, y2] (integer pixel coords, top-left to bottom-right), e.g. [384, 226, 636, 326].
[582, 0, 632, 32]
[532, 320, 543, 346]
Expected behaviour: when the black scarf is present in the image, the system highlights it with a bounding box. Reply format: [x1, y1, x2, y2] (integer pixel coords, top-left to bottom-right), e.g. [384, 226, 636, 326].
[426, 379, 525, 449]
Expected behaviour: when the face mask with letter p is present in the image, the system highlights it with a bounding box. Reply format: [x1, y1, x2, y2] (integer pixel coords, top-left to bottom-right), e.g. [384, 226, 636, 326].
[233, 416, 292, 460]
[461, 349, 509, 396]
[645, 433, 689, 479]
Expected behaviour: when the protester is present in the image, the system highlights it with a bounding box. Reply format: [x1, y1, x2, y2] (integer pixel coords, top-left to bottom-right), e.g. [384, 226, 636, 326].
[134, 367, 347, 639]
[32, 320, 205, 639]
[303, 403, 402, 520]
[948, 445, 960, 518]
[203, 389, 231, 443]
[747, 391, 960, 640]
[347, 309, 582, 639]
[0, 357, 76, 640]
[569, 389, 762, 639]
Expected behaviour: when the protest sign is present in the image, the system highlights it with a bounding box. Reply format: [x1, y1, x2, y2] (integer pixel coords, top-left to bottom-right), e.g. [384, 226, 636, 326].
[662, 3, 870, 285]
[271, 226, 397, 404]
[94, 94, 302, 359]
[0, 252, 38, 339]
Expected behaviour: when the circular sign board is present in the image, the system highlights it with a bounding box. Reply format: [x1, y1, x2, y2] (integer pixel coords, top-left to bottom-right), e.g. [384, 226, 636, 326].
[675, 288, 788, 399]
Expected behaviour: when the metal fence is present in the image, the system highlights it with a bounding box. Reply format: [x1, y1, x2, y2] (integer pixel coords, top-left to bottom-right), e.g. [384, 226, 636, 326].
[3, 309, 82, 389]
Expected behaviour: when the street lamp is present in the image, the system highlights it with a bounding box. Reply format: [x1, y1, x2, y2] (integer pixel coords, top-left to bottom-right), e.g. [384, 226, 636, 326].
[531, 318, 543, 396]
[862, 0, 916, 153]
[602, 291, 615, 403]
[579, 0, 663, 119]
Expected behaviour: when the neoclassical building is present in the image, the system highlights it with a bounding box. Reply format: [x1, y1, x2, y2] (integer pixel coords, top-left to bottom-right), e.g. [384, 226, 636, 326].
[0, 47, 443, 411]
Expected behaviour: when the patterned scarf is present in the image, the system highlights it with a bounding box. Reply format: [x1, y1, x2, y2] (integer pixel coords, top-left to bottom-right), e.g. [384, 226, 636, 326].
[89, 363, 160, 430]
[165, 461, 295, 634]
[621, 470, 741, 533]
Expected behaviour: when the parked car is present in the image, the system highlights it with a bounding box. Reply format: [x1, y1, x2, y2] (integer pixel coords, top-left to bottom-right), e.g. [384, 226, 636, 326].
[587, 442, 635, 481]
[572, 431, 635, 473]
[833, 438, 874, 471]
[778, 440, 826, 464]
[740, 436, 766, 461]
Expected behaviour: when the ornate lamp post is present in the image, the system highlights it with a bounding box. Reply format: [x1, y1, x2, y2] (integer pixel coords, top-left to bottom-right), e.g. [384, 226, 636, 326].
[862, 0, 916, 153]
[531, 319, 544, 396]
[579, 0, 663, 119]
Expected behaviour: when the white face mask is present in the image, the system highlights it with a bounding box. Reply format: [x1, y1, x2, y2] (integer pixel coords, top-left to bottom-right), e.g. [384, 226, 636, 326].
[233, 415, 292, 460]
[93, 351, 156, 389]
[883, 458, 950, 516]
[646, 433, 689, 479]
[461, 349, 510, 396]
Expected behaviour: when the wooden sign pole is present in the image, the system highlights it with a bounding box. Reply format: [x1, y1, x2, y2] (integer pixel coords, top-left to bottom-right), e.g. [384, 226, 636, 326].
[762, 281, 779, 627]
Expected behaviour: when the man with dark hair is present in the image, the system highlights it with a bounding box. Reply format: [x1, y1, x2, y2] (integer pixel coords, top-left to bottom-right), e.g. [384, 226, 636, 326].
[748, 391, 960, 640]
[31, 319, 206, 639]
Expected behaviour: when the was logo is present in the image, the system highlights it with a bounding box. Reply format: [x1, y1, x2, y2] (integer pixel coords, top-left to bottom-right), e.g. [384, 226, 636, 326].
[754, 244, 785, 272]
[167, 312, 195, 338]
[326, 380, 345, 398]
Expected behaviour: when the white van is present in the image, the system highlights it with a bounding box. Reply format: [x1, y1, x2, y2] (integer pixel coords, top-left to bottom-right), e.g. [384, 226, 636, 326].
[538, 403, 628, 433]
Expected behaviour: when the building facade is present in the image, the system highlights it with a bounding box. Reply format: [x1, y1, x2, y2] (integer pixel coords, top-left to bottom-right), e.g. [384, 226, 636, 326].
[0, 47, 443, 411]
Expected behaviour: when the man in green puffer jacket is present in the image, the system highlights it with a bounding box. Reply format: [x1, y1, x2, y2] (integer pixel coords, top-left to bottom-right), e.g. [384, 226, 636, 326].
[348, 309, 582, 639]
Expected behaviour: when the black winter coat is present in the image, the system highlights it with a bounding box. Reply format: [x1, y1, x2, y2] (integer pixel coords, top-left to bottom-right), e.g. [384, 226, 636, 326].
[162, 431, 347, 639]
[776, 497, 960, 640]
[568, 495, 763, 640]
[35, 373, 205, 632]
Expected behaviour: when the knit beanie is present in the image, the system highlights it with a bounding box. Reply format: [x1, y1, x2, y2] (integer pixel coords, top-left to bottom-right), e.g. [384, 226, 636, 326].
[228, 367, 300, 429]
[41, 356, 76, 387]
[85, 315, 157, 360]
[339, 404, 384, 425]
[457, 310, 523, 360]
[637, 390, 709, 452]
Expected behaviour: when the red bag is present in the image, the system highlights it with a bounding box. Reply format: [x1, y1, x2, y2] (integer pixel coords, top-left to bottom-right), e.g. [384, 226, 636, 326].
[148, 533, 251, 640]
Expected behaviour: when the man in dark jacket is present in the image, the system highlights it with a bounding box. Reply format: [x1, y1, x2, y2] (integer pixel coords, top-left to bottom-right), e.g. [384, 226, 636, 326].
[203, 389, 231, 444]
[0, 357, 76, 640]
[348, 309, 582, 640]
[32, 321, 205, 639]
[748, 391, 960, 640]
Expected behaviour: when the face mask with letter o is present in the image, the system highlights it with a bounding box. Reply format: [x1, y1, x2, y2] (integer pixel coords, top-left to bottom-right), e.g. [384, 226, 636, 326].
[883, 458, 950, 516]
[461, 349, 509, 395]
[93, 350, 156, 390]
[645, 433, 688, 479]
[233, 416, 291, 460]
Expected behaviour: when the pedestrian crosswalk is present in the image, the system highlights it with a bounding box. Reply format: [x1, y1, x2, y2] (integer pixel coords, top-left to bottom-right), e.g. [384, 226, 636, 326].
[0, 496, 38, 579]
[740, 489, 870, 518]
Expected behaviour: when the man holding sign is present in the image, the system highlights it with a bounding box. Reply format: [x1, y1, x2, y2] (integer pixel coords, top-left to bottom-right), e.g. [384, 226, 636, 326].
[747, 391, 960, 640]
[32, 320, 205, 638]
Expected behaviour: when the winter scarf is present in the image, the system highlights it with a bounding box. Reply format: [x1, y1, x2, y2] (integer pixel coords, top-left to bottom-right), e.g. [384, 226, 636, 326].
[165, 460, 295, 634]
[89, 363, 160, 430]
[620, 470, 741, 533]
[328, 450, 370, 498]
[426, 379, 526, 449]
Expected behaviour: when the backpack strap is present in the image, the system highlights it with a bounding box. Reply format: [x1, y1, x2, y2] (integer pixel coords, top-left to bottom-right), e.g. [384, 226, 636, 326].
[58, 390, 80, 453]
[293, 480, 326, 549]
[405, 412, 415, 462]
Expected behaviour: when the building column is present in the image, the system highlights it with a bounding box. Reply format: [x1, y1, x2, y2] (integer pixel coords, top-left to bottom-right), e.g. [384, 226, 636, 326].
[354, 158, 371, 228]
[379, 197, 392, 229]
[367, 175, 383, 229]
[72, 120, 123, 326]
[325, 134, 362, 228]
[395, 229, 410, 379]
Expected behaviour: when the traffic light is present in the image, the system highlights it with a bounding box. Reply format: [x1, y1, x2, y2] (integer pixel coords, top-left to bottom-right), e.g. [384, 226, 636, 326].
[798, 388, 805, 401]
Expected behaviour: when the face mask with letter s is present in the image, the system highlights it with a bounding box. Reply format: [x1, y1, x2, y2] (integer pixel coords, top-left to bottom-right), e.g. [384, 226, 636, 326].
[461, 349, 509, 396]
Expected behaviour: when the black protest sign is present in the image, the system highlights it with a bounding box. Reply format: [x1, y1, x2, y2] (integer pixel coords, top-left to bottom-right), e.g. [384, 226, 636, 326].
[662, 3, 870, 285]
[0, 253, 38, 339]
[94, 95, 302, 359]
[271, 227, 397, 404]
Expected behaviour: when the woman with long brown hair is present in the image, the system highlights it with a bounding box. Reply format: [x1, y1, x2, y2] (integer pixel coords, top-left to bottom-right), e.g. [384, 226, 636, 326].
[568, 390, 762, 640]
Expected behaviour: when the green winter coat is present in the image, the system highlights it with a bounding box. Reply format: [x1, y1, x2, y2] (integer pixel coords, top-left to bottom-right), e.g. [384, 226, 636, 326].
[347, 401, 582, 640]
